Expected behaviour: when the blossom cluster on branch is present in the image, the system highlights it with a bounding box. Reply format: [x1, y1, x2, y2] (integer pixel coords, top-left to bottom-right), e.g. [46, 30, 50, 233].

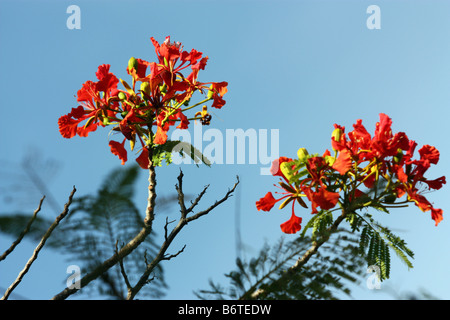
[58, 36, 228, 169]
[257, 113, 446, 234]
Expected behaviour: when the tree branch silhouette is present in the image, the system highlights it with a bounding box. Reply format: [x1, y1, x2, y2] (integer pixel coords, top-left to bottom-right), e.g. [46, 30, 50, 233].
[2, 187, 76, 300]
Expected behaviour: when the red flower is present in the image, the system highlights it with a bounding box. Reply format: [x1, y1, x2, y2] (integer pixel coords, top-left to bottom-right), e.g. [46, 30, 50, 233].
[270, 157, 293, 178]
[96, 64, 119, 94]
[209, 82, 228, 109]
[331, 124, 346, 152]
[256, 191, 303, 234]
[256, 157, 310, 234]
[431, 208, 443, 226]
[136, 147, 150, 169]
[109, 139, 127, 165]
[58, 106, 88, 139]
[332, 148, 352, 175]
[301, 186, 340, 214]
[58, 65, 119, 139]
[418, 145, 440, 165]
[280, 212, 302, 234]
[153, 109, 190, 145]
[127, 58, 149, 80]
[256, 192, 278, 212]
[423, 176, 446, 190]
[59, 36, 227, 169]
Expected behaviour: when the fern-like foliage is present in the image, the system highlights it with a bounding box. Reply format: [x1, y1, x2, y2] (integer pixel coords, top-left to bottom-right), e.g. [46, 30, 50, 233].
[0, 164, 178, 299]
[195, 231, 366, 300]
[345, 211, 414, 282]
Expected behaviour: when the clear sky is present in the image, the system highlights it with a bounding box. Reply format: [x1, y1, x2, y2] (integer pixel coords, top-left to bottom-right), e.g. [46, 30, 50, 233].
[1, 0, 449, 300]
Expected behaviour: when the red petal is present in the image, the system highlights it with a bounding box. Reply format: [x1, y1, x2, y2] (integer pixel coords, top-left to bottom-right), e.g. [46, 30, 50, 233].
[58, 115, 79, 138]
[109, 139, 127, 165]
[136, 147, 150, 169]
[153, 125, 169, 145]
[280, 213, 302, 234]
[419, 145, 440, 165]
[77, 80, 97, 102]
[256, 192, 277, 212]
[77, 120, 98, 137]
[409, 192, 432, 212]
[315, 188, 340, 210]
[431, 208, 443, 226]
[270, 157, 293, 177]
[95, 64, 119, 93]
[424, 176, 446, 190]
[210, 82, 228, 109]
[332, 149, 352, 175]
[174, 110, 190, 129]
[58, 106, 87, 138]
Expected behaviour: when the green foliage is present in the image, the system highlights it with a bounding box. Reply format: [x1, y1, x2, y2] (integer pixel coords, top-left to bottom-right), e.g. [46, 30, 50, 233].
[153, 140, 211, 167]
[300, 210, 334, 240]
[0, 165, 178, 299]
[348, 212, 414, 281]
[195, 232, 366, 300]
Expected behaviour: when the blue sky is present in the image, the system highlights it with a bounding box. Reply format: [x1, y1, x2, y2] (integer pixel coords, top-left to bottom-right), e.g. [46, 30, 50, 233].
[1, 0, 449, 300]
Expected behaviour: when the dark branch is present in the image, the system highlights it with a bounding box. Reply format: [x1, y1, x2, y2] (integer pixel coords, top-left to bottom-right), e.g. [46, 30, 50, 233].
[0, 196, 45, 262]
[2, 186, 76, 300]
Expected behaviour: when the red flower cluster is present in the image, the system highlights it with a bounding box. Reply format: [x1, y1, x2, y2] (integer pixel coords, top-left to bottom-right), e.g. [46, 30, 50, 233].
[256, 113, 445, 234]
[58, 36, 228, 169]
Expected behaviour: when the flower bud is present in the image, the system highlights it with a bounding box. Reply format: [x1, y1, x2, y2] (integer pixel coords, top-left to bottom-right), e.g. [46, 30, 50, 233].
[118, 92, 127, 100]
[297, 148, 309, 161]
[383, 193, 397, 204]
[280, 161, 294, 182]
[128, 57, 138, 71]
[207, 84, 214, 99]
[394, 148, 403, 163]
[331, 127, 342, 143]
[140, 82, 150, 96]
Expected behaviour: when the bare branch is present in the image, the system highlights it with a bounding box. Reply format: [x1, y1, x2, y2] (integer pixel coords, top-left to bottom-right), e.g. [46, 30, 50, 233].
[115, 241, 132, 296]
[145, 147, 157, 226]
[52, 151, 158, 300]
[242, 209, 349, 300]
[162, 245, 186, 261]
[186, 184, 210, 215]
[175, 169, 187, 218]
[186, 176, 239, 223]
[0, 196, 45, 262]
[125, 173, 240, 300]
[1, 187, 76, 300]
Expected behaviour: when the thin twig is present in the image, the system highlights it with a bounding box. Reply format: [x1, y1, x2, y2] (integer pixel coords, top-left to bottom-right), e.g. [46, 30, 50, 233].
[186, 185, 210, 215]
[242, 209, 349, 300]
[51, 148, 157, 300]
[1, 187, 76, 300]
[125, 173, 240, 300]
[115, 241, 132, 296]
[0, 196, 45, 262]
[186, 177, 239, 223]
[162, 245, 186, 261]
[175, 169, 187, 218]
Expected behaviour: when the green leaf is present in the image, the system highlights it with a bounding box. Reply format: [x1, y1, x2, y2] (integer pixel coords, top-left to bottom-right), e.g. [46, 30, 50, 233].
[357, 214, 414, 281]
[164, 140, 212, 167]
[0, 164, 174, 299]
[195, 231, 366, 300]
